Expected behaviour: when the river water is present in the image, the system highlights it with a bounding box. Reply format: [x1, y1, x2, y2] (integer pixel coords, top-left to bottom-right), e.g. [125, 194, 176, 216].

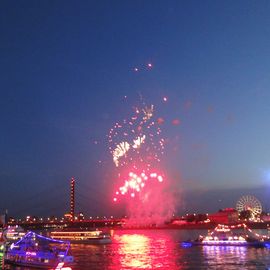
[1, 229, 270, 269]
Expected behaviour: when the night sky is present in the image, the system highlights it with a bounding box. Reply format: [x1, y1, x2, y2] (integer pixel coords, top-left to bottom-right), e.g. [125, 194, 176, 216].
[1, 1, 270, 218]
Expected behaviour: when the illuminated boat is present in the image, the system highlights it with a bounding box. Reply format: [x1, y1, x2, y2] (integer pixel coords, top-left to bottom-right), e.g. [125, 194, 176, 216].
[182, 224, 270, 248]
[4, 231, 74, 269]
[50, 229, 112, 244]
[2, 225, 26, 243]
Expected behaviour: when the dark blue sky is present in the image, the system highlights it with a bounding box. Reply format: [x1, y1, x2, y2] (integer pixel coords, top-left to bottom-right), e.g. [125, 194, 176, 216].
[1, 1, 270, 218]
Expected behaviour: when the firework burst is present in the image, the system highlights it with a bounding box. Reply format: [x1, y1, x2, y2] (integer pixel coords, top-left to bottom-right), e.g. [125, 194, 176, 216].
[108, 104, 164, 172]
[108, 101, 166, 201]
[113, 171, 164, 202]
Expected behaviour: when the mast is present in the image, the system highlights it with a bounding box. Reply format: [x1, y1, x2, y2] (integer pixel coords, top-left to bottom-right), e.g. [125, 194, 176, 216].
[70, 177, 75, 221]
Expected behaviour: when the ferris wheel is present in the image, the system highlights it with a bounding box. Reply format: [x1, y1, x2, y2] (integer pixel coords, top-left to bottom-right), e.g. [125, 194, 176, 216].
[236, 195, 262, 219]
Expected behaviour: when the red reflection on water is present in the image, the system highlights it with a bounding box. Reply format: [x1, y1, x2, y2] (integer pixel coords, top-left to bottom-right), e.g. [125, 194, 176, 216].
[118, 234, 152, 268]
[112, 230, 182, 269]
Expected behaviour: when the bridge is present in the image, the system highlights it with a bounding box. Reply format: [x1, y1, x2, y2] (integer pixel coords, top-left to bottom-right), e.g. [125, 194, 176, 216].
[8, 218, 124, 230]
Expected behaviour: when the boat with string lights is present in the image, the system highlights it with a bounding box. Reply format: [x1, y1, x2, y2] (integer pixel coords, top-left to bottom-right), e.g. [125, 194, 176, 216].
[2, 225, 26, 243]
[181, 223, 270, 248]
[4, 231, 74, 269]
[50, 229, 112, 244]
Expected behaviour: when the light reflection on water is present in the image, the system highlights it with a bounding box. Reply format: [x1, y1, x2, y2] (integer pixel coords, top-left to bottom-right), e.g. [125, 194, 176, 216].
[1, 230, 270, 269]
[111, 232, 177, 269]
[115, 234, 153, 268]
[203, 245, 269, 269]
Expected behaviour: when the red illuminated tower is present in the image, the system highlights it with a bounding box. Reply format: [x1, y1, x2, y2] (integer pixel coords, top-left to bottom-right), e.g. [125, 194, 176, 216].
[70, 177, 75, 221]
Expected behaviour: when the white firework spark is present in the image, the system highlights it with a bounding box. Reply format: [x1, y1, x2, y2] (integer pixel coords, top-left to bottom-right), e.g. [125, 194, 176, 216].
[132, 135, 146, 149]
[142, 105, 154, 120]
[113, 141, 130, 167]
